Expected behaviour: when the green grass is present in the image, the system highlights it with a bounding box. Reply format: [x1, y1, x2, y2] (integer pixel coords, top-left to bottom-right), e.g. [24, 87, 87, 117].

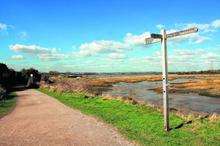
[39, 88, 220, 146]
[0, 93, 17, 118]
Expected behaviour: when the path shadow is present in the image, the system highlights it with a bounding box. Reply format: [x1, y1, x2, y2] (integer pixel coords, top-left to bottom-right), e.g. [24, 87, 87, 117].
[171, 120, 192, 130]
[6, 93, 17, 100]
[10, 84, 39, 92]
[11, 85, 27, 92]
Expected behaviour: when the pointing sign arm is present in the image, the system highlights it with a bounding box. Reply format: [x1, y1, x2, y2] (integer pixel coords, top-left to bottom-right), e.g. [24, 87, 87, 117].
[151, 33, 162, 39]
[166, 27, 198, 38]
[145, 27, 198, 45]
[145, 38, 160, 45]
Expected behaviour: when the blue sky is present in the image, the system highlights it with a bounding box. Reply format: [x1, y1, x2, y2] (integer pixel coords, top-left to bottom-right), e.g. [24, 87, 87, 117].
[0, 0, 220, 72]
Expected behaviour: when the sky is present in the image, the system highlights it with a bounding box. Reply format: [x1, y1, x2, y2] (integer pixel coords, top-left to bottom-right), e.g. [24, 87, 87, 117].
[0, 0, 220, 72]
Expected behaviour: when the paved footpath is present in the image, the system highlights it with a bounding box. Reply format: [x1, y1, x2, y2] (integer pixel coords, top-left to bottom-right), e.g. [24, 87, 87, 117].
[0, 89, 134, 146]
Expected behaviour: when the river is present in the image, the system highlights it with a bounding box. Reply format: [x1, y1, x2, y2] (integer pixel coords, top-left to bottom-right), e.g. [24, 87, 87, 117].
[102, 79, 220, 114]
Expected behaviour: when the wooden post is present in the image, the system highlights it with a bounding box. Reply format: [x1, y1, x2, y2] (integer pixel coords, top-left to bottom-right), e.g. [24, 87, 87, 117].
[145, 27, 198, 131]
[161, 29, 169, 131]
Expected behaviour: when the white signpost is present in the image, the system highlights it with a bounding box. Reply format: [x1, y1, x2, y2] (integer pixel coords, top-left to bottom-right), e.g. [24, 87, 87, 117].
[145, 27, 198, 131]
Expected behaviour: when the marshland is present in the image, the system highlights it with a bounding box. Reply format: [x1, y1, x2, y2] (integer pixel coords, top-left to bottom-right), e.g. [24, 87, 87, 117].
[41, 72, 220, 115]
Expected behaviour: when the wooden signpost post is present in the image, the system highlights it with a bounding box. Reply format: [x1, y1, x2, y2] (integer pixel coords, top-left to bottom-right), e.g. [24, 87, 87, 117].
[145, 27, 198, 131]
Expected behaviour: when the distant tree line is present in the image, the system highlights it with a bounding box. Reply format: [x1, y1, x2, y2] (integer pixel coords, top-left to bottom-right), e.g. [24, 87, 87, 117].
[171, 70, 220, 75]
[0, 63, 41, 92]
[45, 70, 220, 77]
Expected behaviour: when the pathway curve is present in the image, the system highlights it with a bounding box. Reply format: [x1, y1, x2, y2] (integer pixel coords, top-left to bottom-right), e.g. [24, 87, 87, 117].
[0, 89, 134, 146]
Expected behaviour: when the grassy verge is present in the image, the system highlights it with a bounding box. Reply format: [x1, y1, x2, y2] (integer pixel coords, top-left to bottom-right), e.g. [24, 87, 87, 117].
[0, 93, 17, 118]
[39, 88, 220, 146]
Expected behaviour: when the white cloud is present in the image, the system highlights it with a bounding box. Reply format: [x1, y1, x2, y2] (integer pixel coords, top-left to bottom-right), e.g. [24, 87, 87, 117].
[185, 23, 213, 32]
[76, 32, 150, 57]
[174, 50, 195, 57]
[0, 23, 8, 31]
[125, 47, 220, 72]
[179, 19, 220, 33]
[165, 19, 220, 44]
[168, 30, 210, 44]
[167, 29, 179, 34]
[10, 44, 58, 54]
[11, 55, 24, 60]
[188, 33, 210, 44]
[76, 19, 220, 59]
[211, 19, 220, 28]
[78, 40, 127, 57]
[170, 49, 220, 66]
[9, 44, 67, 61]
[108, 53, 126, 60]
[38, 53, 67, 61]
[74, 19, 220, 58]
[173, 49, 205, 58]
[124, 32, 150, 46]
[201, 52, 220, 60]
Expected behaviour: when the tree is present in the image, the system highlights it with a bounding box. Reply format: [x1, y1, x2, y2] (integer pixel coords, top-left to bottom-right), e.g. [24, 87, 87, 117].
[0, 63, 42, 90]
[21, 68, 41, 82]
[0, 63, 16, 91]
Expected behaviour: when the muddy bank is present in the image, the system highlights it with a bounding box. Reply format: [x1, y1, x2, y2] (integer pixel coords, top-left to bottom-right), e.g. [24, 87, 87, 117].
[102, 80, 220, 115]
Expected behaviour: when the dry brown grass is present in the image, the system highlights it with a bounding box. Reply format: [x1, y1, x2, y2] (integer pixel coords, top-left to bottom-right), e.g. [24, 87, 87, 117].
[41, 74, 220, 97]
[41, 75, 177, 96]
[84, 74, 177, 84]
[154, 74, 220, 97]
